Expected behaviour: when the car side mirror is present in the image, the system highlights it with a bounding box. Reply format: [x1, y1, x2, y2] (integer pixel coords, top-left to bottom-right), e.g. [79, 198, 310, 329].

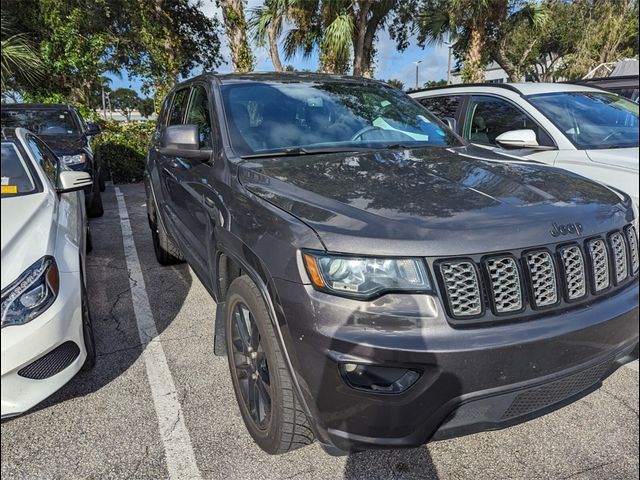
[159, 124, 211, 160]
[442, 116, 458, 132]
[86, 123, 101, 136]
[57, 171, 93, 193]
[495, 129, 541, 149]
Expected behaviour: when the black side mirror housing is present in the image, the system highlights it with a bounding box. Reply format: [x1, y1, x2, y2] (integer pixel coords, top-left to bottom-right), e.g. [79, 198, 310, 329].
[86, 123, 101, 136]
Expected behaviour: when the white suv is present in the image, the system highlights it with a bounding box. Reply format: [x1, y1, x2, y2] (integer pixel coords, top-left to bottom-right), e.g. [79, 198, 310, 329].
[410, 83, 639, 205]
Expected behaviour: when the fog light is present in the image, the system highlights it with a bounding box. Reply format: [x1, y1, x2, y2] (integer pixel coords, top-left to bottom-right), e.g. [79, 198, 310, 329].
[340, 363, 420, 394]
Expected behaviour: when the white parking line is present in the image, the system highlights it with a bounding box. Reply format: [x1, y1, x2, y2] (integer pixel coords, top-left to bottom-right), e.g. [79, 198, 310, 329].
[115, 188, 202, 480]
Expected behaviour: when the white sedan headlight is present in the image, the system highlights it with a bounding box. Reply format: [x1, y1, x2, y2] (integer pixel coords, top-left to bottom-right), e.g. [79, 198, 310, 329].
[60, 153, 86, 165]
[1, 257, 59, 327]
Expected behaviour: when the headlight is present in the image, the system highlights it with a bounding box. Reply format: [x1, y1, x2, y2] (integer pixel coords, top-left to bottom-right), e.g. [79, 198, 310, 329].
[1, 256, 59, 327]
[61, 153, 86, 165]
[302, 252, 431, 298]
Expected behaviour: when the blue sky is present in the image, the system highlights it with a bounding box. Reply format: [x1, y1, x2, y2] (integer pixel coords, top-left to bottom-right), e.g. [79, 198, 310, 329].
[107, 1, 450, 95]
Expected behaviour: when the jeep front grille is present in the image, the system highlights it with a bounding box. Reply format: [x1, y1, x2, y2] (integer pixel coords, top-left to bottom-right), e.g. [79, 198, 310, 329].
[485, 257, 522, 313]
[588, 239, 610, 292]
[626, 225, 639, 275]
[439, 261, 482, 317]
[610, 232, 628, 283]
[525, 251, 558, 307]
[559, 245, 586, 300]
[436, 224, 637, 322]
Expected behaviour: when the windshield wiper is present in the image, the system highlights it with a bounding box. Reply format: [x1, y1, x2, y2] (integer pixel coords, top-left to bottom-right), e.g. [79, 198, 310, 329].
[241, 146, 372, 159]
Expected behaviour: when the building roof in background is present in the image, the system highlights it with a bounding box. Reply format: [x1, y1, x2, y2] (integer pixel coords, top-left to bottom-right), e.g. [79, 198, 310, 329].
[611, 59, 639, 77]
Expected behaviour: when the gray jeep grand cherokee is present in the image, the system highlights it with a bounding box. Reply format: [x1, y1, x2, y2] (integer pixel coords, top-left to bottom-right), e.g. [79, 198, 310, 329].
[144, 73, 639, 455]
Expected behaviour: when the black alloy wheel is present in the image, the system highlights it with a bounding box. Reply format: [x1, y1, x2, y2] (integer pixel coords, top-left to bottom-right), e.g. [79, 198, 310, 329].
[230, 302, 272, 431]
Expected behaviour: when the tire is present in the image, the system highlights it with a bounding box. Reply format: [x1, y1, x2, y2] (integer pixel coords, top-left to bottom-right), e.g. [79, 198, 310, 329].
[80, 273, 96, 371]
[87, 184, 104, 218]
[149, 211, 185, 265]
[86, 225, 93, 253]
[225, 276, 315, 454]
[98, 168, 106, 192]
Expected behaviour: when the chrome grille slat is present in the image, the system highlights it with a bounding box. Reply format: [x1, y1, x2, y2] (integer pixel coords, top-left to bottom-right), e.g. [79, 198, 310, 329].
[485, 257, 522, 313]
[588, 240, 610, 292]
[440, 261, 482, 317]
[610, 233, 628, 283]
[559, 245, 586, 300]
[625, 226, 639, 275]
[525, 251, 558, 307]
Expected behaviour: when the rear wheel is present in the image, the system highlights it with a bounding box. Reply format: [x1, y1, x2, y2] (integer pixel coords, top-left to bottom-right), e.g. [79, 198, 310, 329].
[149, 206, 184, 265]
[81, 273, 96, 371]
[226, 276, 314, 454]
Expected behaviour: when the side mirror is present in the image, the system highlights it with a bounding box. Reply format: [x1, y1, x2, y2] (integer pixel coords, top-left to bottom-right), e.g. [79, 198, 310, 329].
[442, 116, 458, 132]
[159, 124, 211, 160]
[58, 171, 93, 193]
[86, 123, 101, 136]
[495, 129, 540, 149]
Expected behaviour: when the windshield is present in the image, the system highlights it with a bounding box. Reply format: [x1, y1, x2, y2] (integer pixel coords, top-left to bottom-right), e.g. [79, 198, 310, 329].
[1, 142, 38, 197]
[528, 92, 639, 149]
[220, 81, 461, 157]
[1, 108, 80, 136]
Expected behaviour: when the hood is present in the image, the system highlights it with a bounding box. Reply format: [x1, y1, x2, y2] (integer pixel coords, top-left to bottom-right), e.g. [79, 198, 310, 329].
[1, 193, 56, 290]
[586, 147, 639, 172]
[239, 146, 634, 256]
[39, 135, 87, 156]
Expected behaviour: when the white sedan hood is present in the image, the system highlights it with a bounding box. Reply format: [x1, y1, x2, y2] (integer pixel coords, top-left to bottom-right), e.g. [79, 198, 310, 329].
[586, 147, 639, 172]
[1, 193, 56, 290]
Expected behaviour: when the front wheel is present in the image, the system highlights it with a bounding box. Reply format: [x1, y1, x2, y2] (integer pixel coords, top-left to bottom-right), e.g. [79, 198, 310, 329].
[81, 273, 96, 371]
[87, 184, 104, 218]
[225, 276, 314, 454]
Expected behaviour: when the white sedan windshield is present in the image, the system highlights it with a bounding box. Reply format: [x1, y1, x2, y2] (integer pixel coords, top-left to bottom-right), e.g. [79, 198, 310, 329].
[1, 142, 37, 197]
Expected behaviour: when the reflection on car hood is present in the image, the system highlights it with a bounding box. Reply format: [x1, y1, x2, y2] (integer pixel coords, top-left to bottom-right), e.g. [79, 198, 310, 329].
[239, 146, 633, 256]
[39, 135, 86, 155]
[1, 193, 55, 290]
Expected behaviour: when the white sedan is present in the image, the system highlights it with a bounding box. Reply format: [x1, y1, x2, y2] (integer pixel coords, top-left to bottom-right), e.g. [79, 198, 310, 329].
[1, 127, 96, 418]
[411, 83, 639, 205]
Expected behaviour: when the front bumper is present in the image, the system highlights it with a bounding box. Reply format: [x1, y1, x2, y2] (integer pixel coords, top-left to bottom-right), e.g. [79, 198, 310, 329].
[273, 278, 639, 452]
[1, 271, 87, 418]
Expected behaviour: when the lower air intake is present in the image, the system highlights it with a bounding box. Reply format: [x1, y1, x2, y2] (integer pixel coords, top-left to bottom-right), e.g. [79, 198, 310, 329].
[18, 341, 80, 380]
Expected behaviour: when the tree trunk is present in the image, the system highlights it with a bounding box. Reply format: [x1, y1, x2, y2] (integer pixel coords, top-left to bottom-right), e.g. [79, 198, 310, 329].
[464, 22, 486, 83]
[220, 0, 255, 72]
[268, 23, 283, 72]
[351, 0, 372, 77]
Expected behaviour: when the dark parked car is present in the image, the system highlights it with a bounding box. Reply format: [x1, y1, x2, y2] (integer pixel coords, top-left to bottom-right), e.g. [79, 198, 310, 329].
[1, 103, 104, 217]
[572, 75, 639, 103]
[145, 73, 639, 455]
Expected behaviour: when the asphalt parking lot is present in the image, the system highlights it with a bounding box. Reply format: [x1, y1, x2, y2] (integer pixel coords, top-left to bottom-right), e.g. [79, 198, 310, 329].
[1, 182, 639, 480]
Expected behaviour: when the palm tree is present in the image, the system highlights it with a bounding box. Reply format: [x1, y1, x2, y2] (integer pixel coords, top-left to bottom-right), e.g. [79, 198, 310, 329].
[220, 0, 255, 73]
[1, 15, 44, 92]
[249, 0, 294, 72]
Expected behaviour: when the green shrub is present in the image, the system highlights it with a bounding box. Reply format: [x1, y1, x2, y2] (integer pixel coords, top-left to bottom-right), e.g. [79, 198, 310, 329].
[93, 120, 155, 184]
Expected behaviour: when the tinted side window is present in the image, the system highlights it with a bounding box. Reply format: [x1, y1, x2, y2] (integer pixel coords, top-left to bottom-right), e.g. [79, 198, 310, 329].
[168, 88, 190, 126]
[185, 86, 212, 148]
[26, 135, 58, 186]
[465, 96, 554, 147]
[419, 96, 461, 120]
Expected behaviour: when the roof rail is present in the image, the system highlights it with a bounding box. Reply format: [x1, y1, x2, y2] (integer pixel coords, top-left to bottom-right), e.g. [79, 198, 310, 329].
[410, 83, 523, 95]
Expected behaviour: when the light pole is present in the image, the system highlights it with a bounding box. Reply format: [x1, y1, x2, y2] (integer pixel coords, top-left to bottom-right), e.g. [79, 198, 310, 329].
[444, 33, 453, 85]
[413, 60, 422, 90]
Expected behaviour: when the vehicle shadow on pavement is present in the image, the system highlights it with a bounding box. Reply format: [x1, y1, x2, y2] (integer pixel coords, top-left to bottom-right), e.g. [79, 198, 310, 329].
[7, 186, 193, 417]
[344, 447, 439, 479]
